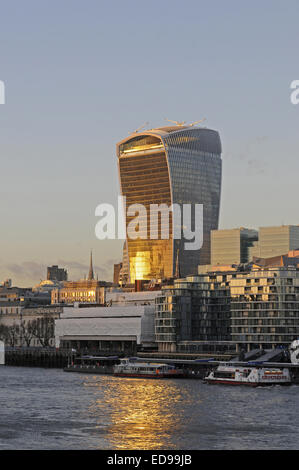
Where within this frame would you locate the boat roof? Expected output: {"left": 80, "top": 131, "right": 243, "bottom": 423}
{"left": 78, "top": 356, "right": 119, "bottom": 360}
{"left": 123, "top": 362, "right": 171, "bottom": 367}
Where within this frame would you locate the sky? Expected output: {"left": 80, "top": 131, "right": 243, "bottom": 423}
{"left": 0, "top": 0, "right": 298, "bottom": 286}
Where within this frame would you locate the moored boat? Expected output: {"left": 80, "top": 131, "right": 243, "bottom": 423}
{"left": 64, "top": 355, "right": 120, "bottom": 374}
{"left": 204, "top": 363, "right": 291, "bottom": 386}
{"left": 113, "top": 358, "right": 186, "bottom": 378}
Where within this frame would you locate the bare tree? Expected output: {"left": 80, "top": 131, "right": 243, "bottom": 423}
{"left": 31, "top": 316, "right": 54, "bottom": 347}
{"left": 20, "top": 320, "right": 35, "bottom": 347}
{"left": 0, "top": 323, "right": 20, "bottom": 347}
{"left": 0, "top": 324, "right": 9, "bottom": 344}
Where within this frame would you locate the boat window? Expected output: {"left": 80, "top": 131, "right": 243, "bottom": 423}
{"left": 214, "top": 371, "right": 235, "bottom": 379}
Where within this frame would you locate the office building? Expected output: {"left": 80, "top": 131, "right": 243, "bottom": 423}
{"left": 117, "top": 124, "right": 222, "bottom": 282}
{"left": 211, "top": 228, "right": 258, "bottom": 266}
{"left": 251, "top": 225, "right": 299, "bottom": 259}
{"left": 47, "top": 265, "right": 68, "bottom": 282}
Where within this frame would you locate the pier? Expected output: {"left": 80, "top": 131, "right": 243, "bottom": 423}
{"left": 4, "top": 347, "right": 70, "bottom": 368}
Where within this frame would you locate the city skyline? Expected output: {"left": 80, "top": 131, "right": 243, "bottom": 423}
{"left": 0, "top": 0, "right": 299, "bottom": 286}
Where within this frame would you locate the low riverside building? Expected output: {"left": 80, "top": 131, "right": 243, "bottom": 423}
{"left": 54, "top": 290, "right": 161, "bottom": 354}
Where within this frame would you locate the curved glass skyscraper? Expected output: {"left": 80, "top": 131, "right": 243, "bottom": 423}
{"left": 116, "top": 125, "right": 222, "bottom": 282}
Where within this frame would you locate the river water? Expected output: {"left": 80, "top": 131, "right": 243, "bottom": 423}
{"left": 0, "top": 366, "right": 298, "bottom": 450}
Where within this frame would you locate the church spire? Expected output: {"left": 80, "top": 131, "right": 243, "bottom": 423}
{"left": 88, "top": 250, "right": 94, "bottom": 280}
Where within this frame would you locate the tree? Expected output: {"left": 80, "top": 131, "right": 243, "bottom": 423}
{"left": 0, "top": 323, "right": 20, "bottom": 347}
{"left": 0, "top": 324, "right": 9, "bottom": 344}
{"left": 31, "top": 316, "right": 54, "bottom": 347}
{"left": 20, "top": 320, "right": 35, "bottom": 347}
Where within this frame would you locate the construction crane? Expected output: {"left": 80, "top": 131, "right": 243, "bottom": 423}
{"left": 131, "top": 122, "right": 149, "bottom": 134}
{"left": 165, "top": 118, "right": 206, "bottom": 127}
{"left": 189, "top": 118, "right": 206, "bottom": 127}
{"left": 165, "top": 119, "right": 186, "bottom": 126}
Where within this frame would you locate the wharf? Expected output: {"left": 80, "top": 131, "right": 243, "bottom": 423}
{"left": 4, "top": 348, "right": 69, "bottom": 368}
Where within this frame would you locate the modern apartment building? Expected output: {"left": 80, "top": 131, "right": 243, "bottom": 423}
{"left": 230, "top": 266, "right": 299, "bottom": 350}
{"left": 155, "top": 274, "right": 231, "bottom": 352}
{"left": 155, "top": 251, "right": 299, "bottom": 352}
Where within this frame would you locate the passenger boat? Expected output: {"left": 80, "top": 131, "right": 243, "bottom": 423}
{"left": 204, "top": 363, "right": 291, "bottom": 386}
{"left": 64, "top": 355, "right": 120, "bottom": 374}
{"left": 113, "top": 358, "right": 186, "bottom": 378}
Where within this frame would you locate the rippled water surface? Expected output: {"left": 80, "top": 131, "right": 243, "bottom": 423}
{"left": 0, "top": 366, "right": 298, "bottom": 449}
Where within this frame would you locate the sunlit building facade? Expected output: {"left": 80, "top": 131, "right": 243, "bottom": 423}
{"left": 117, "top": 126, "right": 222, "bottom": 282}
{"left": 211, "top": 228, "right": 258, "bottom": 266}
{"left": 230, "top": 267, "right": 299, "bottom": 349}
{"left": 251, "top": 225, "right": 299, "bottom": 259}
{"left": 51, "top": 280, "right": 107, "bottom": 305}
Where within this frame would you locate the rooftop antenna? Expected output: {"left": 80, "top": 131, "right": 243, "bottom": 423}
{"left": 165, "top": 119, "right": 186, "bottom": 126}
{"left": 131, "top": 122, "right": 149, "bottom": 134}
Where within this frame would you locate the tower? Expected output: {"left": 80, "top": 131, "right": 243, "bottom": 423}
{"left": 116, "top": 124, "right": 222, "bottom": 282}
{"left": 88, "top": 251, "right": 94, "bottom": 281}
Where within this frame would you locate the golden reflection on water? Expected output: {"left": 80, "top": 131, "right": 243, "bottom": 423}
{"left": 84, "top": 376, "right": 188, "bottom": 450}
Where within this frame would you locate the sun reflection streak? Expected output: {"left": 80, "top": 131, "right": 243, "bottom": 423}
{"left": 84, "top": 376, "right": 188, "bottom": 450}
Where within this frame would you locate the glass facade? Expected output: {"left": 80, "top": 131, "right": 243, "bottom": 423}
{"left": 155, "top": 266, "right": 299, "bottom": 352}
{"left": 211, "top": 228, "right": 258, "bottom": 265}
{"left": 230, "top": 268, "right": 299, "bottom": 347}
{"left": 155, "top": 275, "right": 231, "bottom": 352}
{"left": 250, "top": 225, "right": 299, "bottom": 259}
{"left": 117, "top": 126, "right": 222, "bottom": 282}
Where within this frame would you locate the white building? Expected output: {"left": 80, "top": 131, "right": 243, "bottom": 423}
{"left": 55, "top": 291, "right": 161, "bottom": 353}
{"left": 0, "top": 341, "right": 4, "bottom": 365}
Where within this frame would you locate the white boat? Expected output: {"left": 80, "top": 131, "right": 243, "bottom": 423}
{"left": 290, "top": 339, "right": 299, "bottom": 364}
{"left": 204, "top": 363, "right": 291, "bottom": 386}
{"left": 113, "top": 358, "right": 185, "bottom": 378}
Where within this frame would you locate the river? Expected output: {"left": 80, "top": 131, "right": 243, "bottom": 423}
{"left": 0, "top": 366, "right": 298, "bottom": 449}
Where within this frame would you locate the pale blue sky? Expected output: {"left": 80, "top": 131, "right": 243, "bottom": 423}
{"left": 0, "top": 0, "right": 298, "bottom": 286}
